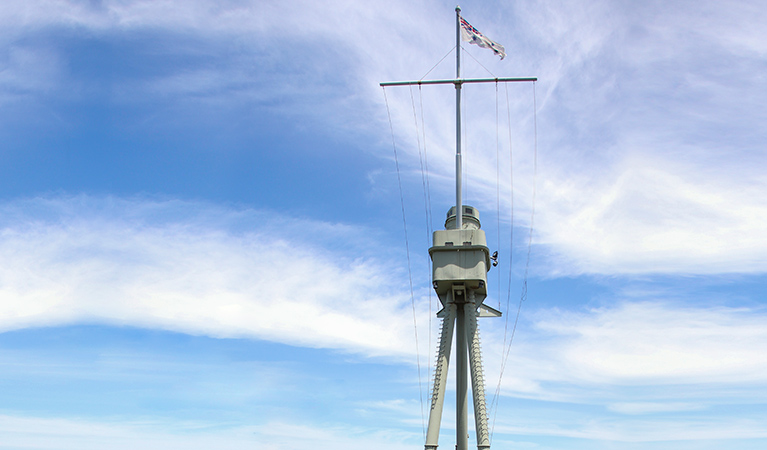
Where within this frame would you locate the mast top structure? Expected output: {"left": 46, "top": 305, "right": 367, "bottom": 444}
{"left": 380, "top": 7, "right": 536, "bottom": 450}
{"left": 379, "top": 6, "right": 536, "bottom": 230}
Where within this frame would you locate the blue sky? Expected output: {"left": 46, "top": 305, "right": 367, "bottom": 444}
{"left": 1, "top": 0, "right": 766, "bottom": 449}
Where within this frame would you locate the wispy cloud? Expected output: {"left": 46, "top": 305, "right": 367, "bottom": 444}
{"left": 0, "top": 45, "right": 61, "bottom": 103}
{"left": 607, "top": 402, "right": 706, "bottom": 415}
{"left": 491, "top": 411, "right": 767, "bottom": 444}
{"left": 535, "top": 155, "right": 767, "bottom": 275}
{"left": 0, "top": 196, "right": 429, "bottom": 360}
{"left": 0, "top": 414, "right": 419, "bottom": 450}
{"left": 2, "top": 197, "right": 764, "bottom": 390}
{"left": 555, "top": 302, "right": 763, "bottom": 382}
{"left": 14, "top": 0, "right": 764, "bottom": 278}
{"left": 1, "top": 2, "right": 765, "bottom": 448}
{"left": 373, "top": 0, "right": 767, "bottom": 277}
{"left": 493, "top": 301, "right": 767, "bottom": 405}
{"left": 522, "top": 1, "right": 767, "bottom": 275}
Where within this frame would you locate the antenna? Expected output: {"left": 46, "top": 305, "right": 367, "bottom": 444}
{"left": 380, "top": 7, "right": 536, "bottom": 450}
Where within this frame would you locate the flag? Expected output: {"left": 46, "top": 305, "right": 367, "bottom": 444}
{"left": 459, "top": 16, "right": 506, "bottom": 60}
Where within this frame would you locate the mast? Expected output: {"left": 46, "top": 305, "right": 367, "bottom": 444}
{"left": 455, "top": 5, "right": 463, "bottom": 231}
{"left": 380, "top": 7, "right": 536, "bottom": 450}
{"left": 454, "top": 8, "right": 469, "bottom": 449}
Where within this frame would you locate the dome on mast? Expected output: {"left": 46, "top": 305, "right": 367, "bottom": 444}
{"left": 445, "top": 205, "right": 481, "bottom": 230}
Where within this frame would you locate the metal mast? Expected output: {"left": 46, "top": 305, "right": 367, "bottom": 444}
{"left": 380, "top": 6, "right": 536, "bottom": 450}
{"left": 455, "top": 6, "right": 463, "bottom": 231}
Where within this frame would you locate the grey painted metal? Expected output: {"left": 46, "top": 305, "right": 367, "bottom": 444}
{"left": 455, "top": 6, "right": 463, "bottom": 231}
{"left": 425, "top": 203, "right": 499, "bottom": 450}
{"left": 425, "top": 302, "right": 457, "bottom": 450}
{"left": 379, "top": 77, "right": 538, "bottom": 87}
{"left": 456, "top": 292, "right": 468, "bottom": 450}
{"left": 478, "top": 303, "right": 502, "bottom": 317}
{"left": 444, "top": 205, "right": 481, "bottom": 230}
{"left": 430, "top": 230, "right": 490, "bottom": 296}
{"left": 466, "top": 293, "right": 490, "bottom": 449}
{"left": 430, "top": 206, "right": 490, "bottom": 299}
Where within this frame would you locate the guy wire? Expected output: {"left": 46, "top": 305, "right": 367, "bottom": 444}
{"left": 382, "top": 86, "right": 426, "bottom": 439}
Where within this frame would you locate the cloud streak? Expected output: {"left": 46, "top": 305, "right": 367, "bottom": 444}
{"left": 0, "top": 414, "right": 418, "bottom": 450}
{"left": 482, "top": 301, "right": 767, "bottom": 421}
{"left": 0, "top": 196, "right": 428, "bottom": 360}
{"left": 532, "top": 302, "right": 767, "bottom": 384}
{"left": 1, "top": 196, "right": 764, "bottom": 447}
{"left": 5, "top": 1, "right": 764, "bottom": 276}
{"left": 2, "top": 197, "right": 765, "bottom": 389}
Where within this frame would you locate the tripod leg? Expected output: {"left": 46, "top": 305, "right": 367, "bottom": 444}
{"left": 465, "top": 295, "right": 490, "bottom": 449}
{"left": 425, "top": 302, "right": 457, "bottom": 450}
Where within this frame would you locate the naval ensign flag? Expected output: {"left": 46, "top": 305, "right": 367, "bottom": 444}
{"left": 459, "top": 16, "right": 506, "bottom": 60}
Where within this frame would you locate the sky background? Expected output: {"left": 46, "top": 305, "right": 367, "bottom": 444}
{"left": 1, "top": 0, "right": 766, "bottom": 449}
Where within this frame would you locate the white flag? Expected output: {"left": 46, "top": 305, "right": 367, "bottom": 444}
{"left": 460, "top": 16, "right": 506, "bottom": 60}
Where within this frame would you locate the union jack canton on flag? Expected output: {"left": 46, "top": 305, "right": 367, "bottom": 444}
{"left": 459, "top": 16, "right": 506, "bottom": 60}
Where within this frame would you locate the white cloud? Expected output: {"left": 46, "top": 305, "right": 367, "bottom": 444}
{"left": 0, "top": 0, "right": 763, "bottom": 286}
{"left": 0, "top": 46, "right": 62, "bottom": 103}
{"left": 368, "top": 0, "right": 767, "bottom": 277}
{"left": 491, "top": 411, "right": 767, "bottom": 444}
{"left": 0, "top": 196, "right": 431, "bottom": 360}
{"left": 607, "top": 402, "right": 706, "bottom": 415}
{"left": 0, "top": 415, "right": 418, "bottom": 450}
{"left": 502, "top": 302, "right": 767, "bottom": 391}
{"left": 256, "top": 421, "right": 416, "bottom": 450}
{"left": 0, "top": 196, "right": 764, "bottom": 448}
{"left": 535, "top": 154, "right": 767, "bottom": 275}
{"left": 9, "top": 199, "right": 763, "bottom": 401}
{"left": 0, "top": 3, "right": 765, "bottom": 448}
{"left": 402, "top": 300, "right": 767, "bottom": 439}
{"left": 501, "top": 2, "right": 767, "bottom": 276}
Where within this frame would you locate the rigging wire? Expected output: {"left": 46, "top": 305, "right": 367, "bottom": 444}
{"left": 418, "top": 85, "right": 434, "bottom": 234}
{"left": 420, "top": 46, "right": 458, "bottom": 81}
{"left": 409, "top": 85, "right": 432, "bottom": 239}
{"left": 417, "top": 85, "right": 437, "bottom": 400}
{"left": 462, "top": 45, "right": 497, "bottom": 78}
{"left": 409, "top": 85, "right": 436, "bottom": 403}
{"left": 489, "top": 81, "right": 538, "bottom": 442}
{"left": 488, "top": 80, "right": 515, "bottom": 436}
{"left": 382, "top": 86, "right": 427, "bottom": 440}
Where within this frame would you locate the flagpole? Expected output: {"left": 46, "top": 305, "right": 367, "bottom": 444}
{"left": 455, "top": 5, "right": 463, "bottom": 231}
{"left": 454, "top": 8, "right": 470, "bottom": 450}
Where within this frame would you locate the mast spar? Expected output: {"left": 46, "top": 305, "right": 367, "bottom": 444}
{"left": 455, "top": 5, "right": 463, "bottom": 231}
{"left": 380, "top": 7, "right": 536, "bottom": 450}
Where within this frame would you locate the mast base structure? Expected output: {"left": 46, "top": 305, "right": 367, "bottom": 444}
{"left": 425, "top": 205, "right": 501, "bottom": 450}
